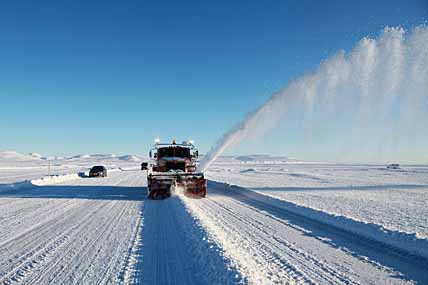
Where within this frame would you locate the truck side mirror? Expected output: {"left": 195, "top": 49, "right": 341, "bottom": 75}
{"left": 149, "top": 150, "right": 152, "bottom": 158}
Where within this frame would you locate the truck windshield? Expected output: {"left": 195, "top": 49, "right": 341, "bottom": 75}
{"left": 157, "top": 147, "right": 190, "bottom": 158}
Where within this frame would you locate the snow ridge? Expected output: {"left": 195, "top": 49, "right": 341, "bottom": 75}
{"left": 218, "top": 181, "right": 428, "bottom": 260}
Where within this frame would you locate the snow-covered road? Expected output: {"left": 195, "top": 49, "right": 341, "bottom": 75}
{"left": 0, "top": 171, "right": 241, "bottom": 284}
{"left": 0, "top": 172, "right": 145, "bottom": 284}
{"left": 1, "top": 170, "right": 427, "bottom": 284}
{"left": 184, "top": 181, "right": 428, "bottom": 284}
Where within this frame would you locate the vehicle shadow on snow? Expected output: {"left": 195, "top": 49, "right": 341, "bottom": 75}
{"left": 208, "top": 180, "right": 428, "bottom": 284}
{"left": 0, "top": 184, "right": 146, "bottom": 201}
{"left": 128, "top": 195, "right": 244, "bottom": 285}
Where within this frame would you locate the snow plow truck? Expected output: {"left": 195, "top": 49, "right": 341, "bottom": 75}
{"left": 147, "top": 139, "right": 207, "bottom": 199}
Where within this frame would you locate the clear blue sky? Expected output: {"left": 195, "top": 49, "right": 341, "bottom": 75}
{"left": 0, "top": 0, "right": 426, "bottom": 156}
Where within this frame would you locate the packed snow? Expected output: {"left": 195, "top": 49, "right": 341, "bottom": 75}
{"left": 1, "top": 152, "right": 427, "bottom": 284}
{"left": 206, "top": 159, "right": 428, "bottom": 258}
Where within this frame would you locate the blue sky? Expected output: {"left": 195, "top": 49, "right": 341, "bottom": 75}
{"left": 0, "top": 0, "right": 426, "bottom": 157}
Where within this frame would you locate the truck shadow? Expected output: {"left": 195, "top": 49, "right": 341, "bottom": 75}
{"left": 0, "top": 184, "right": 147, "bottom": 201}
{"left": 134, "top": 196, "right": 243, "bottom": 285}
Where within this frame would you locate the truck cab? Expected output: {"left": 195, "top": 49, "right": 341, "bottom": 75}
{"left": 149, "top": 140, "right": 198, "bottom": 173}
{"left": 147, "top": 139, "right": 206, "bottom": 199}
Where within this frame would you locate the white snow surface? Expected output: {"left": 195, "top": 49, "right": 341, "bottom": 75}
{"left": 0, "top": 170, "right": 241, "bottom": 284}
{"left": 1, "top": 154, "right": 428, "bottom": 284}
{"left": 0, "top": 151, "right": 147, "bottom": 184}
{"left": 206, "top": 160, "right": 428, "bottom": 256}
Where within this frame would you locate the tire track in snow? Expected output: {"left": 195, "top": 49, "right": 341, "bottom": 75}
{"left": 0, "top": 198, "right": 75, "bottom": 242}
{"left": 97, "top": 202, "right": 143, "bottom": 285}
{"left": 25, "top": 201, "right": 123, "bottom": 284}
{"left": 118, "top": 206, "right": 144, "bottom": 284}
{"left": 0, "top": 200, "right": 111, "bottom": 284}
{"left": 136, "top": 195, "right": 243, "bottom": 285}
{"left": 0, "top": 171, "right": 144, "bottom": 284}
{"left": 181, "top": 182, "right": 423, "bottom": 284}
{"left": 0, "top": 195, "right": 93, "bottom": 253}
{"left": 51, "top": 201, "right": 126, "bottom": 283}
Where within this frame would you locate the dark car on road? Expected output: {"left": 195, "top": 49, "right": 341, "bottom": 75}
{"left": 141, "top": 162, "right": 148, "bottom": 170}
{"left": 89, "top": 166, "right": 107, "bottom": 177}
{"left": 387, "top": 163, "right": 400, "bottom": 170}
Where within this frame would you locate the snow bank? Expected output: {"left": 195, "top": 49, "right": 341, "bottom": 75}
{"left": 31, "top": 173, "right": 81, "bottom": 186}
{"left": 213, "top": 181, "right": 428, "bottom": 260}
{"left": 32, "top": 168, "right": 122, "bottom": 183}
{"left": 0, "top": 173, "right": 83, "bottom": 194}
{"left": 119, "top": 167, "right": 141, "bottom": 171}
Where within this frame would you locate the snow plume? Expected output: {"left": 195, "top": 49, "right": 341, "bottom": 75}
{"left": 198, "top": 25, "right": 428, "bottom": 171}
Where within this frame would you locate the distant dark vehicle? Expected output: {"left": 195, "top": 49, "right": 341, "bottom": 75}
{"left": 89, "top": 166, "right": 107, "bottom": 177}
{"left": 387, "top": 163, "right": 400, "bottom": 170}
{"left": 141, "top": 162, "right": 148, "bottom": 170}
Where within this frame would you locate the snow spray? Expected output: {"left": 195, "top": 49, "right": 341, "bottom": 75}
{"left": 198, "top": 26, "right": 428, "bottom": 171}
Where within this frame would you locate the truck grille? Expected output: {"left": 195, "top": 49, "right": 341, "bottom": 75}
{"left": 165, "top": 161, "right": 186, "bottom": 171}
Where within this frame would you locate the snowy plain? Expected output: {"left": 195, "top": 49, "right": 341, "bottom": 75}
{"left": 0, "top": 151, "right": 427, "bottom": 284}
{"left": 0, "top": 151, "right": 143, "bottom": 184}
{"left": 206, "top": 160, "right": 428, "bottom": 241}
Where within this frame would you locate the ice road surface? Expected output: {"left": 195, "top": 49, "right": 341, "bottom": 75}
{"left": 1, "top": 154, "right": 428, "bottom": 284}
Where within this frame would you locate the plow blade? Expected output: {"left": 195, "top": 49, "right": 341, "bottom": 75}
{"left": 177, "top": 175, "right": 207, "bottom": 198}
{"left": 148, "top": 172, "right": 206, "bottom": 199}
{"left": 147, "top": 176, "right": 173, "bottom": 199}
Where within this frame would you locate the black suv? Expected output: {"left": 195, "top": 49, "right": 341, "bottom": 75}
{"left": 89, "top": 166, "right": 107, "bottom": 177}
{"left": 141, "top": 162, "right": 148, "bottom": 170}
